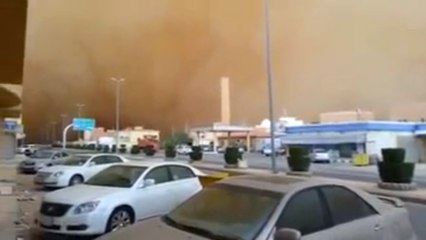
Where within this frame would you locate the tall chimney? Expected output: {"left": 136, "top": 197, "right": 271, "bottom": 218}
{"left": 220, "top": 77, "right": 230, "bottom": 124}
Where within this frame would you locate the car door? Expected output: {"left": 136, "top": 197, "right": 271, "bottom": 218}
{"left": 167, "top": 165, "right": 202, "bottom": 204}
{"left": 271, "top": 188, "right": 335, "bottom": 240}
{"left": 84, "top": 156, "right": 112, "bottom": 179}
{"left": 319, "top": 186, "right": 385, "bottom": 240}
{"left": 134, "top": 166, "right": 176, "bottom": 220}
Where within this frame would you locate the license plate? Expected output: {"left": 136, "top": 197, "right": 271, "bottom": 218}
{"left": 39, "top": 215, "right": 54, "bottom": 226}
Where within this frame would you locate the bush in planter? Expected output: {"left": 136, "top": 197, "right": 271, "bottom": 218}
{"left": 378, "top": 148, "right": 415, "bottom": 183}
{"left": 96, "top": 145, "right": 103, "bottom": 152}
{"left": 287, "top": 147, "right": 311, "bottom": 172}
{"left": 119, "top": 144, "right": 127, "bottom": 153}
{"left": 103, "top": 145, "right": 110, "bottom": 153}
{"left": 143, "top": 145, "right": 156, "bottom": 156}
{"left": 224, "top": 147, "right": 242, "bottom": 165}
{"left": 130, "top": 145, "right": 141, "bottom": 155}
{"left": 189, "top": 146, "right": 203, "bottom": 161}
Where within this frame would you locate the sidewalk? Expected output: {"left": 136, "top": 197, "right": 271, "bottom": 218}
{"left": 192, "top": 162, "right": 426, "bottom": 205}
{"left": 0, "top": 164, "right": 18, "bottom": 239}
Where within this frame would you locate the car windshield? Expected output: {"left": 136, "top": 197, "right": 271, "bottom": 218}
{"left": 30, "top": 151, "right": 54, "bottom": 159}
{"left": 62, "top": 156, "right": 91, "bottom": 166}
{"left": 164, "top": 184, "right": 282, "bottom": 240}
{"left": 85, "top": 165, "right": 147, "bottom": 188}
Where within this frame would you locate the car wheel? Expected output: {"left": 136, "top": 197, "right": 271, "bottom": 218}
{"left": 106, "top": 207, "right": 134, "bottom": 233}
{"left": 68, "top": 175, "right": 84, "bottom": 186}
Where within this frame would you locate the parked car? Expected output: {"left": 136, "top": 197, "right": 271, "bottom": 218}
{"left": 18, "top": 150, "right": 71, "bottom": 174}
{"left": 176, "top": 145, "right": 192, "bottom": 155}
{"left": 17, "top": 144, "right": 37, "bottom": 154}
{"left": 262, "top": 147, "right": 285, "bottom": 157}
{"left": 311, "top": 149, "right": 332, "bottom": 163}
{"left": 34, "top": 154, "right": 128, "bottom": 188}
{"left": 99, "top": 175, "right": 418, "bottom": 240}
{"left": 36, "top": 161, "right": 205, "bottom": 236}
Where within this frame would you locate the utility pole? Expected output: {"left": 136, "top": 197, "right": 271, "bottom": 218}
{"left": 51, "top": 121, "right": 57, "bottom": 144}
{"left": 263, "top": 0, "right": 278, "bottom": 173}
{"left": 111, "top": 77, "right": 125, "bottom": 153}
{"left": 76, "top": 104, "right": 85, "bottom": 141}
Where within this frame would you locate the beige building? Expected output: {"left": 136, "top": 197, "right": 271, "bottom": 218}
{"left": 85, "top": 126, "right": 160, "bottom": 149}
{"left": 319, "top": 110, "right": 375, "bottom": 123}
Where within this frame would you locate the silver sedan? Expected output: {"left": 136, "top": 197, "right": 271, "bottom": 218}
{"left": 97, "top": 175, "right": 417, "bottom": 240}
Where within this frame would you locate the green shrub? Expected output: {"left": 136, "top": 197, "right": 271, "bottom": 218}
{"left": 143, "top": 145, "right": 156, "bottom": 156}
{"left": 165, "top": 144, "right": 176, "bottom": 158}
{"left": 378, "top": 162, "right": 415, "bottom": 183}
{"left": 224, "top": 147, "right": 241, "bottom": 165}
{"left": 382, "top": 148, "right": 405, "bottom": 164}
{"left": 130, "top": 145, "right": 140, "bottom": 155}
{"left": 287, "top": 147, "right": 311, "bottom": 172}
{"left": 103, "top": 145, "right": 110, "bottom": 153}
{"left": 189, "top": 146, "right": 203, "bottom": 161}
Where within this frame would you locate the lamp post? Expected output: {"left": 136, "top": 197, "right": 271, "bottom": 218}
{"left": 111, "top": 77, "right": 125, "bottom": 153}
{"left": 76, "top": 104, "right": 85, "bottom": 141}
{"left": 263, "top": 0, "right": 278, "bottom": 173}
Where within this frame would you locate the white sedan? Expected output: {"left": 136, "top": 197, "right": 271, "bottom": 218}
{"left": 34, "top": 154, "right": 128, "bottom": 188}
{"left": 36, "top": 161, "right": 204, "bottom": 236}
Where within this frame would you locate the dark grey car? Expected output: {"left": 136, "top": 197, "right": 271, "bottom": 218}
{"left": 18, "top": 150, "right": 71, "bottom": 173}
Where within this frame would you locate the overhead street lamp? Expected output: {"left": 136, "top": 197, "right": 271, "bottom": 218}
{"left": 263, "top": 0, "right": 278, "bottom": 174}
{"left": 111, "top": 77, "right": 125, "bottom": 153}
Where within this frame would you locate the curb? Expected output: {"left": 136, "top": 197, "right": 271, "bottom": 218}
{"left": 194, "top": 164, "right": 426, "bottom": 205}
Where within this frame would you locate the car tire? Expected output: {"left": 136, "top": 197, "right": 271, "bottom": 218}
{"left": 105, "top": 207, "right": 135, "bottom": 233}
{"left": 68, "top": 175, "right": 84, "bottom": 186}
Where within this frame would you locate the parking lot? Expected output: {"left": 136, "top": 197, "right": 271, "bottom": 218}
{"left": 10, "top": 152, "right": 426, "bottom": 239}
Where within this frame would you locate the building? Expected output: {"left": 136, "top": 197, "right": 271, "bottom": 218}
{"left": 0, "top": 0, "right": 26, "bottom": 159}
{"left": 283, "top": 121, "right": 426, "bottom": 163}
{"left": 84, "top": 126, "right": 160, "bottom": 149}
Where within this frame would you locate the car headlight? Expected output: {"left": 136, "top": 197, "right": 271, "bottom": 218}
{"left": 73, "top": 201, "right": 100, "bottom": 214}
{"left": 53, "top": 171, "right": 64, "bottom": 177}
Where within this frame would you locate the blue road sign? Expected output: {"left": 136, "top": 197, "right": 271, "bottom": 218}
{"left": 73, "top": 118, "right": 96, "bottom": 131}
{"left": 3, "top": 120, "right": 19, "bottom": 133}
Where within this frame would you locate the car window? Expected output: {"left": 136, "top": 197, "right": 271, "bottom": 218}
{"left": 321, "top": 186, "right": 377, "bottom": 226}
{"left": 144, "top": 167, "right": 171, "bottom": 184}
{"left": 61, "top": 152, "right": 69, "bottom": 157}
{"left": 105, "top": 156, "right": 123, "bottom": 164}
{"left": 169, "top": 166, "right": 195, "bottom": 181}
{"left": 276, "top": 188, "right": 330, "bottom": 236}
{"left": 91, "top": 156, "right": 109, "bottom": 165}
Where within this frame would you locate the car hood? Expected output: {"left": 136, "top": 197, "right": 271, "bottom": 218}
{"left": 43, "top": 184, "right": 128, "bottom": 205}
{"left": 96, "top": 218, "right": 210, "bottom": 240}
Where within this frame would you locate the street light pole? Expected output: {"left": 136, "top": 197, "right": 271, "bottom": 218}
{"left": 76, "top": 104, "right": 85, "bottom": 141}
{"left": 263, "top": 0, "right": 278, "bottom": 173}
{"left": 111, "top": 77, "right": 125, "bottom": 153}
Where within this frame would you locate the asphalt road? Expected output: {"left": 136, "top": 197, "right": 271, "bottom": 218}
{"left": 197, "top": 153, "right": 426, "bottom": 187}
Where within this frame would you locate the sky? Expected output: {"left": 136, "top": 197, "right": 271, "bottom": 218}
{"left": 22, "top": 0, "right": 426, "bottom": 141}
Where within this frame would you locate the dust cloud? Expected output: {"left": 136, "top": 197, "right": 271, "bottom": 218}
{"left": 22, "top": 0, "right": 426, "bottom": 141}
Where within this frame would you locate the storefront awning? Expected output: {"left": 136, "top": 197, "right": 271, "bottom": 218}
{"left": 281, "top": 132, "right": 367, "bottom": 145}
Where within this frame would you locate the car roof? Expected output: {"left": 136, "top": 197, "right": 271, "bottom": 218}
{"left": 217, "top": 175, "right": 341, "bottom": 194}
{"left": 74, "top": 153, "right": 121, "bottom": 157}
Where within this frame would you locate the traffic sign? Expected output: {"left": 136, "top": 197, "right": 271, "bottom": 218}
{"left": 73, "top": 118, "right": 96, "bottom": 131}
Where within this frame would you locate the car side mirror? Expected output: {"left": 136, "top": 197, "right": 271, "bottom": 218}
{"left": 139, "top": 179, "right": 156, "bottom": 188}
{"left": 274, "top": 228, "right": 302, "bottom": 240}
{"left": 89, "top": 161, "right": 96, "bottom": 167}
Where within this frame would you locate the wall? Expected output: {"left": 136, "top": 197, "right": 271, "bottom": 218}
{"left": 22, "top": 0, "right": 426, "bottom": 141}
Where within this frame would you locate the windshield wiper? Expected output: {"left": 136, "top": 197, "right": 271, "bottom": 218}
{"left": 163, "top": 216, "right": 243, "bottom": 240}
